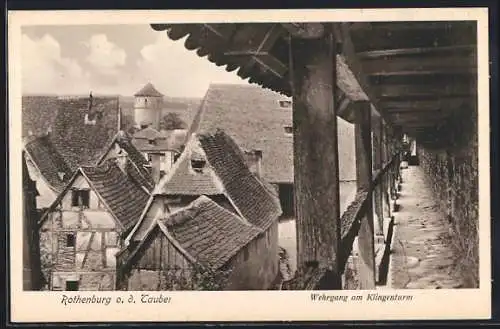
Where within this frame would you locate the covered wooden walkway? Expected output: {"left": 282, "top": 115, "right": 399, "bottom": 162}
{"left": 389, "top": 166, "right": 463, "bottom": 289}
{"left": 149, "top": 21, "right": 478, "bottom": 289}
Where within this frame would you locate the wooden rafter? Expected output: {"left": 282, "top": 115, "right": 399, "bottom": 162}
{"left": 362, "top": 54, "right": 476, "bottom": 76}
{"left": 281, "top": 23, "right": 325, "bottom": 39}
{"left": 224, "top": 24, "right": 287, "bottom": 79}
{"left": 334, "top": 23, "right": 391, "bottom": 126}
{"left": 357, "top": 44, "right": 476, "bottom": 59}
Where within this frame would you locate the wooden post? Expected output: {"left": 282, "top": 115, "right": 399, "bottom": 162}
{"left": 355, "top": 101, "right": 376, "bottom": 289}
{"left": 372, "top": 116, "right": 384, "bottom": 236}
{"left": 290, "top": 26, "right": 342, "bottom": 289}
{"left": 381, "top": 125, "right": 392, "bottom": 219}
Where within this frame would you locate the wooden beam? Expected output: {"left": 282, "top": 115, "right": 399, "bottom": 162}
{"left": 290, "top": 27, "right": 342, "bottom": 289}
{"left": 349, "top": 22, "right": 477, "bottom": 53}
{"left": 362, "top": 54, "right": 476, "bottom": 76}
{"left": 367, "top": 68, "right": 476, "bottom": 77}
{"left": 372, "top": 116, "right": 384, "bottom": 236}
{"left": 374, "top": 83, "right": 477, "bottom": 100}
{"left": 381, "top": 125, "right": 392, "bottom": 219}
{"left": 380, "top": 98, "right": 471, "bottom": 112}
{"left": 224, "top": 24, "right": 287, "bottom": 79}
{"left": 357, "top": 45, "right": 476, "bottom": 59}
{"left": 370, "top": 71, "right": 476, "bottom": 86}
{"left": 282, "top": 23, "right": 325, "bottom": 39}
{"left": 355, "top": 101, "right": 376, "bottom": 289}
{"left": 334, "top": 23, "right": 389, "bottom": 125}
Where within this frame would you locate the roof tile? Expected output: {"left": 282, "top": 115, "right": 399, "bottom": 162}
{"left": 81, "top": 161, "right": 150, "bottom": 230}
{"left": 162, "top": 196, "right": 262, "bottom": 270}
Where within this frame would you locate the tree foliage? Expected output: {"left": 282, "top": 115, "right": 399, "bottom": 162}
{"left": 162, "top": 264, "right": 232, "bottom": 291}
{"left": 160, "top": 112, "right": 187, "bottom": 131}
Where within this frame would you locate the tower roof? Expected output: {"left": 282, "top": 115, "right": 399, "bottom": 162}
{"left": 134, "top": 83, "right": 164, "bottom": 97}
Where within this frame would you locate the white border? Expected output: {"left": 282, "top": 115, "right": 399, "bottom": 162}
{"left": 8, "top": 8, "right": 490, "bottom": 322}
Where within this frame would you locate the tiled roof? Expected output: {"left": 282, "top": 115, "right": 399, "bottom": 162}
{"left": 23, "top": 135, "right": 73, "bottom": 192}
{"left": 161, "top": 196, "right": 262, "bottom": 270}
{"left": 132, "top": 128, "right": 187, "bottom": 153}
{"left": 198, "top": 130, "right": 283, "bottom": 230}
{"left": 114, "top": 135, "right": 155, "bottom": 191}
{"left": 188, "top": 84, "right": 356, "bottom": 183}
{"left": 81, "top": 161, "right": 150, "bottom": 230}
{"left": 159, "top": 130, "right": 282, "bottom": 230}
{"left": 133, "top": 127, "right": 163, "bottom": 140}
{"left": 158, "top": 138, "right": 224, "bottom": 195}
{"left": 22, "top": 151, "right": 38, "bottom": 194}
{"left": 134, "top": 83, "right": 164, "bottom": 97}
{"left": 22, "top": 96, "right": 59, "bottom": 138}
{"left": 51, "top": 96, "right": 120, "bottom": 170}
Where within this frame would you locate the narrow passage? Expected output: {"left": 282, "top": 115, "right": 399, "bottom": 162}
{"left": 390, "top": 166, "right": 464, "bottom": 289}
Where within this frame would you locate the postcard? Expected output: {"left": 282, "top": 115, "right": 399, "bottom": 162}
{"left": 7, "top": 7, "right": 491, "bottom": 322}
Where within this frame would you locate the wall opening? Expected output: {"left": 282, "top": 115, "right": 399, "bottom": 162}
{"left": 65, "top": 280, "right": 79, "bottom": 291}
{"left": 278, "top": 184, "right": 295, "bottom": 218}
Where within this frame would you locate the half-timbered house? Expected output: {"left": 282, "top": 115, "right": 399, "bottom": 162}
{"left": 22, "top": 95, "right": 120, "bottom": 209}
{"left": 119, "top": 129, "right": 283, "bottom": 290}
{"left": 38, "top": 159, "right": 150, "bottom": 291}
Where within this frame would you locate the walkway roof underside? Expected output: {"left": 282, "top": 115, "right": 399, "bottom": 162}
{"left": 151, "top": 22, "right": 477, "bottom": 137}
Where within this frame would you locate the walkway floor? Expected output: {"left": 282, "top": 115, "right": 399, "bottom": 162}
{"left": 389, "top": 165, "right": 464, "bottom": 289}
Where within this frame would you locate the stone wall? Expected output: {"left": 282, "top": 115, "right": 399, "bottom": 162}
{"left": 417, "top": 106, "right": 479, "bottom": 288}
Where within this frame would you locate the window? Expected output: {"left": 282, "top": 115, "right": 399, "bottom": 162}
{"left": 278, "top": 100, "right": 292, "bottom": 108}
{"left": 66, "top": 234, "right": 76, "bottom": 247}
{"left": 284, "top": 126, "right": 293, "bottom": 135}
{"left": 191, "top": 159, "right": 206, "bottom": 173}
{"left": 243, "top": 246, "right": 249, "bottom": 261}
{"left": 65, "top": 280, "right": 79, "bottom": 291}
{"left": 57, "top": 172, "right": 66, "bottom": 181}
{"left": 71, "top": 189, "right": 90, "bottom": 208}
{"left": 148, "top": 139, "right": 156, "bottom": 145}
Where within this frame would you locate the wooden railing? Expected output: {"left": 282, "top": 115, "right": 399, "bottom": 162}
{"left": 282, "top": 153, "right": 401, "bottom": 290}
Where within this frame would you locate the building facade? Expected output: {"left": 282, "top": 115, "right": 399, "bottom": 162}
{"left": 119, "top": 130, "right": 283, "bottom": 290}
{"left": 38, "top": 161, "right": 150, "bottom": 291}
{"left": 134, "top": 83, "right": 164, "bottom": 130}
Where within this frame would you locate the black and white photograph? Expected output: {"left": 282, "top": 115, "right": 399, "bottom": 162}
{"left": 8, "top": 8, "right": 491, "bottom": 322}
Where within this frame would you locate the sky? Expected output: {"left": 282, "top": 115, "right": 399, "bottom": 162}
{"left": 21, "top": 24, "right": 248, "bottom": 98}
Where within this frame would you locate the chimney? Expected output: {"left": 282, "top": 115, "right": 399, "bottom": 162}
{"left": 245, "top": 149, "right": 263, "bottom": 178}
{"left": 117, "top": 106, "right": 122, "bottom": 132}
{"left": 149, "top": 153, "right": 162, "bottom": 185}
{"left": 46, "top": 126, "right": 52, "bottom": 136}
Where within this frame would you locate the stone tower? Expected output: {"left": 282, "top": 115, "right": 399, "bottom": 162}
{"left": 134, "top": 82, "right": 163, "bottom": 130}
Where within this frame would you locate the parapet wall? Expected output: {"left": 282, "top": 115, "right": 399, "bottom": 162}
{"left": 417, "top": 106, "right": 479, "bottom": 288}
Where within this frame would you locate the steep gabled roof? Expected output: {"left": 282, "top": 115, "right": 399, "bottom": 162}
{"left": 22, "top": 151, "right": 38, "bottom": 195}
{"left": 51, "top": 96, "right": 120, "bottom": 170}
{"left": 132, "top": 128, "right": 187, "bottom": 153}
{"left": 188, "top": 84, "right": 357, "bottom": 183}
{"left": 22, "top": 96, "right": 59, "bottom": 138}
{"left": 97, "top": 132, "right": 155, "bottom": 192}
{"left": 159, "top": 196, "right": 262, "bottom": 270}
{"left": 157, "top": 136, "right": 224, "bottom": 196}
{"left": 198, "top": 130, "right": 283, "bottom": 230}
{"left": 158, "top": 130, "right": 282, "bottom": 230}
{"left": 134, "top": 83, "right": 164, "bottom": 97}
{"left": 80, "top": 161, "right": 150, "bottom": 231}
{"left": 23, "top": 135, "right": 73, "bottom": 192}
{"left": 133, "top": 127, "right": 163, "bottom": 140}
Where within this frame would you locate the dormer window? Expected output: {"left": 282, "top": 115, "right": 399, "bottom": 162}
{"left": 84, "top": 113, "right": 97, "bottom": 125}
{"left": 58, "top": 172, "right": 66, "bottom": 181}
{"left": 278, "top": 100, "right": 292, "bottom": 108}
{"left": 284, "top": 126, "right": 293, "bottom": 135}
{"left": 191, "top": 159, "right": 206, "bottom": 173}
